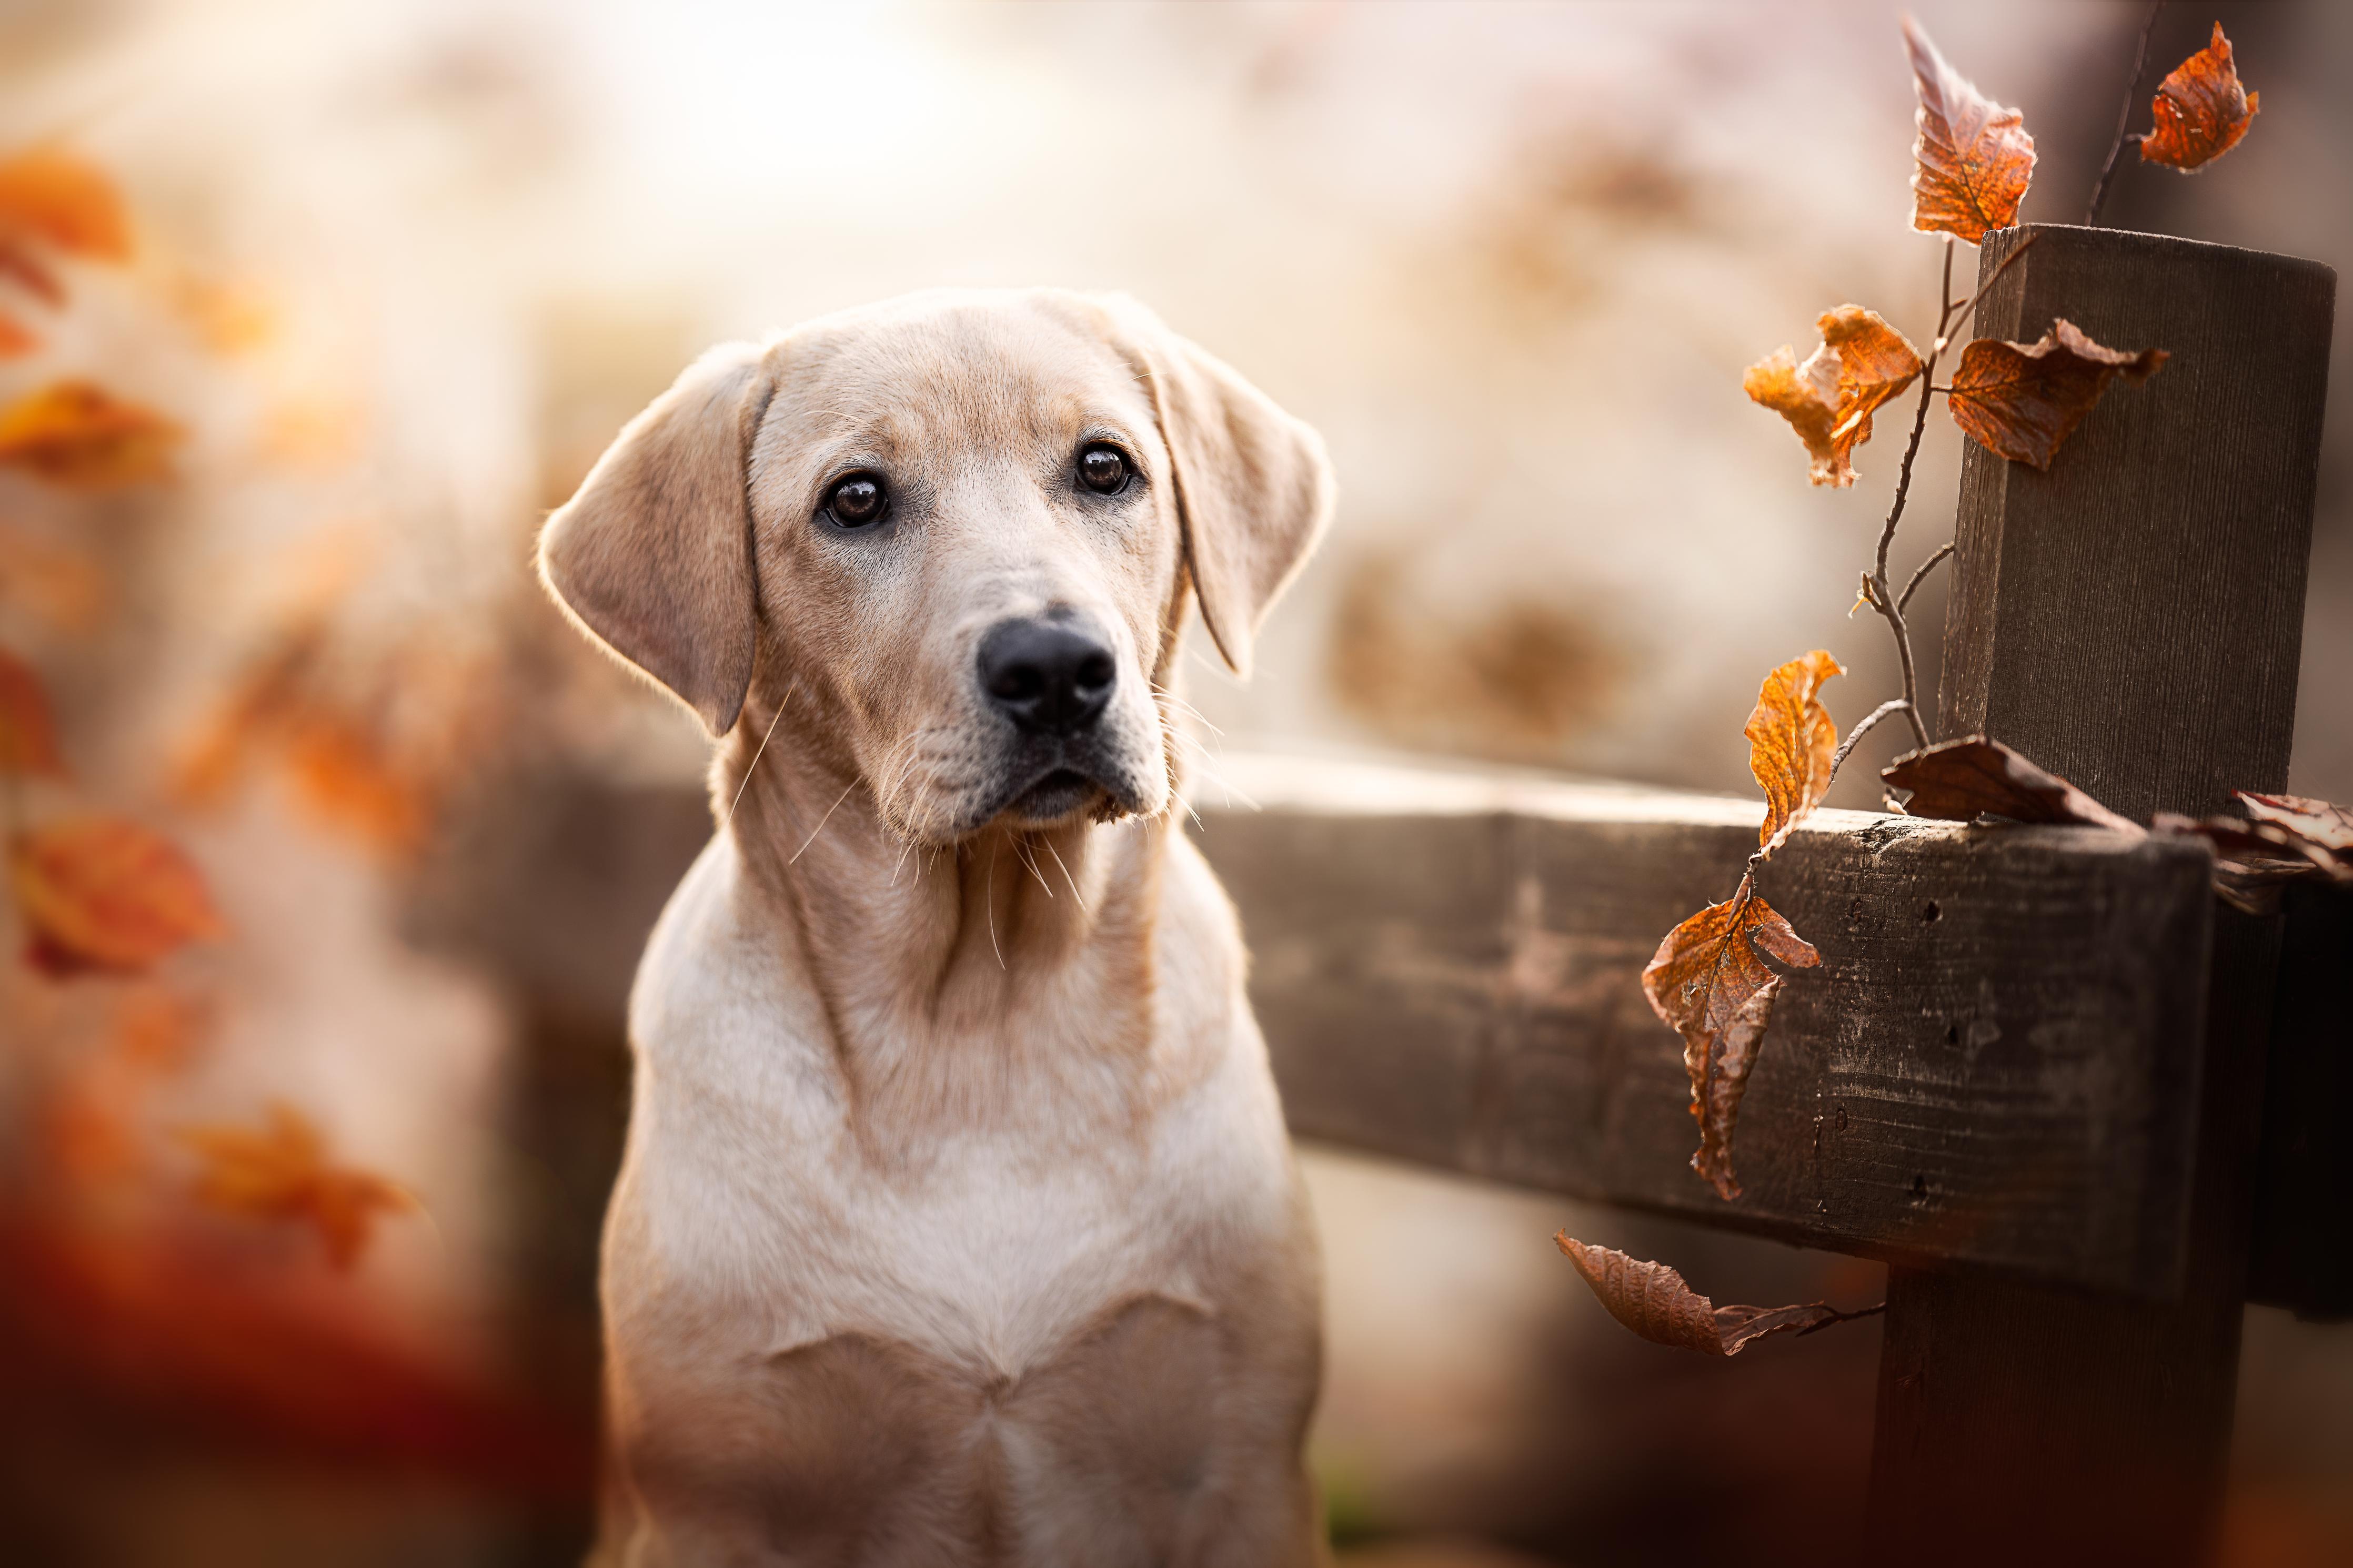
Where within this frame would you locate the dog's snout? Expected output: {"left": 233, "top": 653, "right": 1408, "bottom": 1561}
{"left": 978, "top": 618, "right": 1117, "bottom": 736}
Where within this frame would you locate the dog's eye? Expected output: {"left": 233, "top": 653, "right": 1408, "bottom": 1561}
{"left": 825, "top": 473, "right": 887, "bottom": 528}
{"left": 1077, "top": 444, "right": 1130, "bottom": 495}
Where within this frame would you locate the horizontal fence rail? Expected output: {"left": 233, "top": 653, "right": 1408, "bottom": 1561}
{"left": 1190, "top": 751, "right": 2215, "bottom": 1300}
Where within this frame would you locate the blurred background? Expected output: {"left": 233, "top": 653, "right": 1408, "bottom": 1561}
{"left": 0, "top": 2, "right": 2345, "bottom": 1564}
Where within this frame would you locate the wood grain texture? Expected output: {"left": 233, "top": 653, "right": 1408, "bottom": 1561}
{"left": 1188, "top": 752, "right": 2213, "bottom": 1297}
{"left": 1874, "top": 223, "right": 2331, "bottom": 1568}
{"left": 1940, "top": 223, "right": 2334, "bottom": 821}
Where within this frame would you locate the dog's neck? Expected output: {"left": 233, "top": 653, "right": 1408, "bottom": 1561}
{"left": 714, "top": 693, "right": 1172, "bottom": 1155}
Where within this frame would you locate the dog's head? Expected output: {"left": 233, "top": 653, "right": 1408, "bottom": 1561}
{"left": 539, "top": 289, "right": 1332, "bottom": 844}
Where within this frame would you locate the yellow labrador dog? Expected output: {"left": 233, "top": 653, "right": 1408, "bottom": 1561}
{"left": 539, "top": 289, "right": 1333, "bottom": 1566}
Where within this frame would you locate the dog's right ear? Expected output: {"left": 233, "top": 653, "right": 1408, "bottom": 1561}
{"left": 538, "top": 343, "right": 772, "bottom": 737}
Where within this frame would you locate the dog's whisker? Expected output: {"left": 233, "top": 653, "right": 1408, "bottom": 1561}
{"left": 984, "top": 842, "right": 1004, "bottom": 970}
{"left": 788, "top": 779, "right": 860, "bottom": 865}
{"left": 721, "top": 679, "right": 799, "bottom": 831}
{"left": 1016, "top": 837, "right": 1054, "bottom": 899}
{"left": 1042, "top": 835, "right": 1087, "bottom": 911}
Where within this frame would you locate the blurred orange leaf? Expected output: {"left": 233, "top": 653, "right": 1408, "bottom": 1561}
{"left": 0, "top": 644, "right": 66, "bottom": 777}
{"left": 285, "top": 715, "right": 429, "bottom": 855}
{"left": 0, "top": 307, "right": 34, "bottom": 358}
{"left": 1555, "top": 1234, "right": 1864, "bottom": 1355}
{"left": 1748, "top": 649, "right": 1841, "bottom": 854}
{"left": 0, "top": 239, "right": 64, "bottom": 306}
{"left": 1642, "top": 875, "right": 1821, "bottom": 1199}
{"left": 0, "top": 1215, "right": 593, "bottom": 1496}
{"left": 1745, "top": 308, "right": 1923, "bottom": 489}
{"left": 2141, "top": 23, "right": 2259, "bottom": 172}
{"left": 0, "top": 147, "right": 133, "bottom": 261}
{"left": 1947, "top": 320, "right": 2167, "bottom": 470}
{"left": 1903, "top": 16, "right": 2035, "bottom": 245}
{"left": 10, "top": 815, "right": 226, "bottom": 973}
{"left": 176, "top": 1103, "right": 416, "bottom": 1270}
{"left": 0, "top": 379, "right": 185, "bottom": 489}
{"left": 0, "top": 524, "right": 108, "bottom": 632}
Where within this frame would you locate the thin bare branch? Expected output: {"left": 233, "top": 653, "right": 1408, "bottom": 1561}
{"left": 1829, "top": 699, "right": 1910, "bottom": 784}
{"left": 1898, "top": 542, "right": 1956, "bottom": 615}
{"left": 2087, "top": 3, "right": 2166, "bottom": 225}
{"left": 1793, "top": 1300, "right": 1889, "bottom": 1339}
{"left": 1942, "top": 231, "right": 2042, "bottom": 346}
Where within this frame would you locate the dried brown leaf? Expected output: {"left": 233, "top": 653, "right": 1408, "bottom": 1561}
{"left": 177, "top": 1102, "right": 416, "bottom": 1270}
{"left": 1554, "top": 1235, "right": 1853, "bottom": 1355}
{"left": 2238, "top": 793, "right": 2353, "bottom": 861}
{"left": 2141, "top": 23, "right": 2259, "bottom": 171}
{"left": 2158, "top": 794, "right": 2353, "bottom": 915}
{"left": 1744, "top": 309, "right": 1923, "bottom": 488}
{"left": 1947, "top": 320, "right": 2167, "bottom": 470}
{"left": 0, "top": 380, "right": 185, "bottom": 490}
{"left": 1903, "top": 17, "right": 2036, "bottom": 244}
{"left": 0, "top": 645, "right": 66, "bottom": 777}
{"left": 1642, "top": 875, "right": 1821, "bottom": 1199}
{"left": 10, "top": 815, "right": 227, "bottom": 973}
{"left": 1747, "top": 649, "right": 1842, "bottom": 855}
{"left": 1883, "top": 736, "right": 2140, "bottom": 833}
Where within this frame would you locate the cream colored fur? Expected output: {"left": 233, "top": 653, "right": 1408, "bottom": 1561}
{"left": 539, "top": 289, "right": 1334, "bottom": 1566}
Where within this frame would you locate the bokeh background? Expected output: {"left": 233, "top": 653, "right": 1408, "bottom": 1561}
{"left": 1, "top": 2, "right": 2346, "bottom": 1565}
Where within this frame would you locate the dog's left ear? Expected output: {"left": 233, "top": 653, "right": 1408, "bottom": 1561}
{"left": 1109, "top": 302, "right": 1335, "bottom": 679}
{"left": 538, "top": 343, "right": 771, "bottom": 736}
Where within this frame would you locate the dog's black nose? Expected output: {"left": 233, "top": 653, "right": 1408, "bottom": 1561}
{"left": 978, "top": 618, "right": 1117, "bottom": 736}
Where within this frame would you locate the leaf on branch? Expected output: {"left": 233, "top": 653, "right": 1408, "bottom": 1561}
{"left": 0, "top": 147, "right": 134, "bottom": 261}
{"left": 1744, "top": 309, "right": 1923, "bottom": 488}
{"left": 1748, "top": 649, "right": 1842, "bottom": 855}
{"left": 1903, "top": 16, "right": 2036, "bottom": 244}
{"left": 0, "top": 645, "right": 66, "bottom": 777}
{"left": 2140, "top": 23, "right": 2259, "bottom": 171}
{"left": 0, "top": 380, "right": 185, "bottom": 489}
{"left": 10, "top": 815, "right": 227, "bottom": 973}
{"left": 1554, "top": 1234, "right": 1855, "bottom": 1355}
{"left": 1883, "top": 735, "right": 2140, "bottom": 833}
{"left": 1642, "top": 875, "right": 1821, "bottom": 1199}
{"left": 1946, "top": 320, "right": 2167, "bottom": 470}
{"left": 176, "top": 1102, "right": 417, "bottom": 1270}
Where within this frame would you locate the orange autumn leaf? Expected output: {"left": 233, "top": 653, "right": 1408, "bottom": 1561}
{"left": 0, "top": 239, "right": 63, "bottom": 306}
{"left": 2141, "top": 23, "right": 2259, "bottom": 172}
{"left": 1641, "top": 875, "right": 1821, "bottom": 1199}
{"left": 0, "top": 307, "right": 35, "bottom": 358}
{"left": 1748, "top": 649, "right": 1842, "bottom": 855}
{"left": 1903, "top": 16, "right": 2035, "bottom": 245}
{"left": 284, "top": 715, "right": 429, "bottom": 856}
{"left": 0, "top": 379, "right": 185, "bottom": 489}
{"left": 10, "top": 815, "right": 226, "bottom": 973}
{"left": 177, "top": 1103, "right": 416, "bottom": 1270}
{"left": 1947, "top": 319, "right": 2168, "bottom": 470}
{"left": 1744, "top": 308, "right": 1923, "bottom": 488}
{"left": 1555, "top": 1234, "right": 1861, "bottom": 1356}
{"left": 0, "top": 147, "right": 134, "bottom": 261}
{"left": 0, "top": 644, "right": 66, "bottom": 777}
{"left": 0, "top": 524, "right": 109, "bottom": 633}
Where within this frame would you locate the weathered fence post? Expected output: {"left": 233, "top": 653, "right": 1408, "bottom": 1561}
{"left": 1867, "top": 224, "right": 2335, "bottom": 1565}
